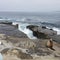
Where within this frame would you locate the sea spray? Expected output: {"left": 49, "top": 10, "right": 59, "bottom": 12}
{"left": 53, "top": 27, "right": 60, "bottom": 35}
{"left": 18, "top": 23, "right": 37, "bottom": 39}
{"left": 46, "top": 26, "right": 60, "bottom": 35}
{"left": 12, "top": 22, "right": 18, "bottom": 25}
{"left": 12, "top": 22, "right": 60, "bottom": 38}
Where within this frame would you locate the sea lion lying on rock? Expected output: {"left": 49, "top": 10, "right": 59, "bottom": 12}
{"left": 46, "top": 39, "right": 55, "bottom": 51}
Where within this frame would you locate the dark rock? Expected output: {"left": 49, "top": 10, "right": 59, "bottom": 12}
{"left": 50, "top": 29, "right": 53, "bottom": 30}
{"left": 0, "top": 21, "right": 12, "bottom": 25}
{"left": 26, "top": 25, "right": 38, "bottom": 31}
{"left": 33, "top": 31, "right": 48, "bottom": 39}
{"left": 42, "top": 26, "right": 46, "bottom": 29}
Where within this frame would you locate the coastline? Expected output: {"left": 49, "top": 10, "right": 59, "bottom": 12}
{"left": 0, "top": 22, "right": 60, "bottom": 60}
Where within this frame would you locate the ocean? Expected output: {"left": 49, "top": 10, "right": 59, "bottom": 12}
{"left": 0, "top": 12, "right": 60, "bottom": 39}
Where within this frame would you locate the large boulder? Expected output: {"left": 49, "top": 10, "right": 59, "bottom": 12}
{"left": 38, "top": 26, "right": 57, "bottom": 35}
{"left": 26, "top": 25, "right": 57, "bottom": 39}
{"left": 33, "top": 31, "right": 48, "bottom": 39}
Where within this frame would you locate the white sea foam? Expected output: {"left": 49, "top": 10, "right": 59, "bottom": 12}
{"left": 45, "top": 26, "right": 60, "bottom": 35}
{"left": 53, "top": 27, "right": 60, "bottom": 35}
{"left": 18, "top": 23, "right": 37, "bottom": 39}
{"left": 12, "top": 22, "right": 60, "bottom": 39}
{"left": 12, "top": 22, "right": 18, "bottom": 25}
{"left": 0, "top": 41, "right": 2, "bottom": 45}
{"left": 46, "top": 26, "right": 60, "bottom": 35}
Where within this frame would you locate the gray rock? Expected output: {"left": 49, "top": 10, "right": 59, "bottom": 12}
{"left": 0, "top": 24, "right": 27, "bottom": 38}
{"left": 26, "top": 25, "right": 57, "bottom": 39}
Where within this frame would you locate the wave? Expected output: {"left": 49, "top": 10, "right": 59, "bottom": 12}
{"left": 47, "top": 26, "right": 60, "bottom": 35}
{"left": 12, "top": 21, "right": 60, "bottom": 39}
{"left": 53, "top": 27, "right": 60, "bottom": 35}
{"left": 18, "top": 17, "right": 41, "bottom": 23}
{"left": 0, "top": 18, "right": 12, "bottom": 22}
{"left": 12, "top": 22, "right": 18, "bottom": 25}
{"left": 41, "top": 22, "right": 60, "bottom": 28}
{"left": 41, "top": 22, "right": 60, "bottom": 35}
{"left": 18, "top": 23, "right": 37, "bottom": 39}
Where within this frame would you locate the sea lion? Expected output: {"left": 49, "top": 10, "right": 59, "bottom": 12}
{"left": 46, "top": 39, "right": 55, "bottom": 50}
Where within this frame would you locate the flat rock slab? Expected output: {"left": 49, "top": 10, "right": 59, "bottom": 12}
{"left": 0, "top": 24, "right": 27, "bottom": 38}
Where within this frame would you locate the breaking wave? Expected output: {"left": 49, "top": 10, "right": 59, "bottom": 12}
{"left": 12, "top": 21, "right": 60, "bottom": 39}
{"left": 12, "top": 22, "right": 37, "bottom": 39}
{"left": 53, "top": 27, "right": 60, "bottom": 35}
{"left": 18, "top": 23, "right": 37, "bottom": 39}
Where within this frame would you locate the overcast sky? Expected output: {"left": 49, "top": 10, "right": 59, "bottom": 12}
{"left": 0, "top": 0, "right": 60, "bottom": 12}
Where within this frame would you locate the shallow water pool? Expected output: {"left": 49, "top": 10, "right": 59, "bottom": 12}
{"left": 0, "top": 53, "right": 3, "bottom": 60}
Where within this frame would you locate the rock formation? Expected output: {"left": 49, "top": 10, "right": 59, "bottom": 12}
{"left": 0, "top": 23, "right": 59, "bottom": 60}
{"left": 26, "top": 25, "right": 57, "bottom": 39}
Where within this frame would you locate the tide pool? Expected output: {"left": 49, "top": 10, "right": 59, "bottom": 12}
{"left": 0, "top": 53, "right": 3, "bottom": 60}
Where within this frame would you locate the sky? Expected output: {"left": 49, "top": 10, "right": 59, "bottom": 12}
{"left": 0, "top": 0, "right": 60, "bottom": 12}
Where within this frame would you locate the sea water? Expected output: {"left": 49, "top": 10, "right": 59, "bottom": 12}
{"left": 18, "top": 23, "right": 37, "bottom": 39}
{"left": 0, "top": 53, "right": 3, "bottom": 60}
{"left": 0, "top": 12, "right": 60, "bottom": 39}
{"left": 0, "top": 12, "right": 60, "bottom": 59}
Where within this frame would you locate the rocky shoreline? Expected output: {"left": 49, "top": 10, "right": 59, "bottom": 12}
{"left": 0, "top": 21, "right": 60, "bottom": 60}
